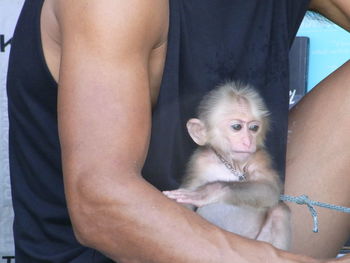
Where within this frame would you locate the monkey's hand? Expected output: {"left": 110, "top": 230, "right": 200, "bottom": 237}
{"left": 163, "top": 182, "right": 225, "bottom": 207}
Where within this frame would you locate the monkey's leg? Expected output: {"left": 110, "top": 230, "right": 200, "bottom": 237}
{"left": 285, "top": 60, "right": 350, "bottom": 258}
{"left": 256, "top": 203, "right": 291, "bottom": 251}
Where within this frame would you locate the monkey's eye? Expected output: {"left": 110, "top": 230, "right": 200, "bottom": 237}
{"left": 249, "top": 124, "right": 260, "bottom": 132}
{"left": 231, "top": 124, "right": 242, "bottom": 131}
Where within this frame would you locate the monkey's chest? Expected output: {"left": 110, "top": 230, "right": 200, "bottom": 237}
{"left": 201, "top": 165, "right": 242, "bottom": 183}
{"left": 196, "top": 203, "right": 266, "bottom": 239}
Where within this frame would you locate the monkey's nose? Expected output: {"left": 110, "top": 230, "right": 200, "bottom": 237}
{"left": 242, "top": 135, "right": 252, "bottom": 149}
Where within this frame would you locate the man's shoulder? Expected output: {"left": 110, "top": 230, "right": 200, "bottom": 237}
{"left": 53, "top": 0, "right": 169, "bottom": 50}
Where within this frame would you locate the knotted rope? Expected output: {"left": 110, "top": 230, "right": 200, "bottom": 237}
{"left": 280, "top": 194, "right": 350, "bottom": 233}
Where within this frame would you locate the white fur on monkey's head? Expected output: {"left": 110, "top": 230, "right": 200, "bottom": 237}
{"left": 196, "top": 81, "right": 270, "bottom": 148}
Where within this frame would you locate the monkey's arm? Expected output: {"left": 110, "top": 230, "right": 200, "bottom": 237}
{"left": 164, "top": 179, "right": 281, "bottom": 208}
{"left": 309, "top": 0, "right": 350, "bottom": 32}
{"left": 165, "top": 150, "right": 282, "bottom": 208}
{"left": 221, "top": 180, "right": 281, "bottom": 207}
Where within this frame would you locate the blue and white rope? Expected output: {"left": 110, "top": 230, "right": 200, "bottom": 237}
{"left": 280, "top": 194, "right": 350, "bottom": 233}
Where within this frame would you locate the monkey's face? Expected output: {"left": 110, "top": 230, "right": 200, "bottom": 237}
{"left": 209, "top": 100, "right": 261, "bottom": 162}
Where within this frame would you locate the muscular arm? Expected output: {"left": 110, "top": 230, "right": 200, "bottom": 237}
{"left": 309, "top": 0, "right": 350, "bottom": 31}
{"left": 56, "top": 1, "right": 323, "bottom": 262}
{"left": 56, "top": 1, "right": 239, "bottom": 261}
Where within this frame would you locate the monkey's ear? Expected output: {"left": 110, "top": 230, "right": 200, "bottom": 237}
{"left": 186, "top": 118, "right": 208, "bottom": 146}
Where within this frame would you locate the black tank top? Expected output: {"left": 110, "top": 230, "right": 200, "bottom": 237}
{"left": 7, "top": 0, "right": 309, "bottom": 262}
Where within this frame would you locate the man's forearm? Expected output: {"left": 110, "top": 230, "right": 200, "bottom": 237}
{"left": 66, "top": 173, "right": 323, "bottom": 263}
{"left": 67, "top": 174, "right": 242, "bottom": 262}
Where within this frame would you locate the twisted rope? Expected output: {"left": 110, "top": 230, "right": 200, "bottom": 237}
{"left": 280, "top": 194, "right": 350, "bottom": 233}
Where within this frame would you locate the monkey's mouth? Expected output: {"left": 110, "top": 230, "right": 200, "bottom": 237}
{"left": 234, "top": 150, "right": 255, "bottom": 154}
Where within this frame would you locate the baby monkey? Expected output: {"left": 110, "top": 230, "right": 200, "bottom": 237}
{"left": 164, "top": 82, "right": 291, "bottom": 250}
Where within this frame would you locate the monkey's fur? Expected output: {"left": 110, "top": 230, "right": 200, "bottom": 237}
{"left": 164, "top": 82, "right": 291, "bottom": 250}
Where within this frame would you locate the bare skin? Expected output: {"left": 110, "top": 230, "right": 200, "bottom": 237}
{"left": 286, "top": 0, "right": 350, "bottom": 259}
{"left": 39, "top": 0, "right": 350, "bottom": 262}
{"left": 286, "top": 60, "right": 350, "bottom": 259}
